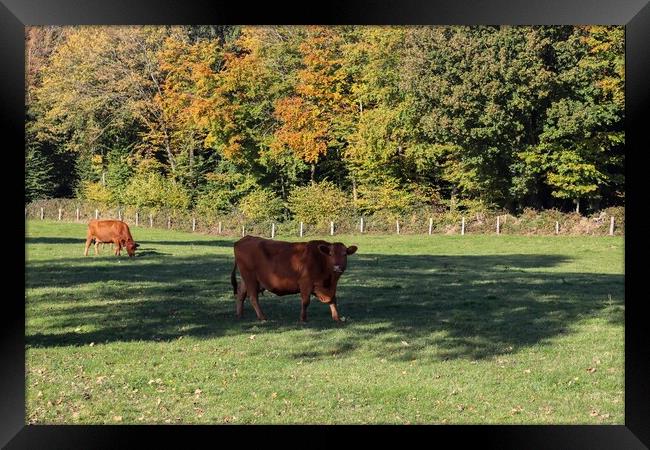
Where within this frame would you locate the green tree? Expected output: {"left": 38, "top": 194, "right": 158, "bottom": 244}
{"left": 288, "top": 181, "right": 350, "bottom": 227}
{"left": 25, "top": 144, "right": 56, "bottom": 203}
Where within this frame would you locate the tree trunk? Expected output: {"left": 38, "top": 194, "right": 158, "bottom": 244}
{"left": 352, "top": 177, "right": 357, "bottom": 203}
{"left": 164, "top": 138, "right": 176, "bottom": 173}
{"left": 280, "top": 174, "right": 286, "bottom": 199}
{"left": 310, "top": 163, "right": 315, "bottom": 184}
{"left": 575, "top": 198, "right": 580, "bottom": 214}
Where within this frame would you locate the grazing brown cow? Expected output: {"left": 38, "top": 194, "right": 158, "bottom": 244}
{"left": 84, "top": 219, "right": 139, "bottom": 257}
{"left": 230, "top": 235, "right": 358, "bottom": 322}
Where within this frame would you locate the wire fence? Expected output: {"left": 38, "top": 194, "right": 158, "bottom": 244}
{"left": 25, "top": 199, "right": 625, "bottom": 238}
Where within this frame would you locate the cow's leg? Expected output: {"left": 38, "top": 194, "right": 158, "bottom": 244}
{"left": 299, "top": 290, "right": 311, "bottom": 322}
{"left": 328, "top": 298, "right": 341, "bottom": 322}
{"left": 84, "top": 237, "right": 93, "bottom": 256}
{"left": 114, "top": 241, "right": 121, "bottom": 256}
{"left": 247, "top": 279, "right": 267, "bottom": 321}
{"left": 235, "top": 281, "right": 247, "bottom": 319}
{"left": 94, "top": 241, "right": 100, "bottom": 255}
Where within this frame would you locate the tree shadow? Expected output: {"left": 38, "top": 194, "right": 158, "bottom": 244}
{"left": 137, "top": 239, "right": 234, "bottom": 247}
{"left": 25, "top": 251, "right": 624, "bottom": 362}
{"left": 26, "top": 237, "right": 85, "bottom": 244}
{"left": 26, "top": 236, "right": 235, "bottom": 248}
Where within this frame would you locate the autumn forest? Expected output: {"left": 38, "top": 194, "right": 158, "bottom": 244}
{"left": 25, "top": 25, "right": 624, "bottom": 224}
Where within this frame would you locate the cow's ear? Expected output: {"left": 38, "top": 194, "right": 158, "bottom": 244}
{"left": 346, "top": 245, "right": 358, "bottom": 255}
{"left": 318, "top": 244, "right": 331, "bottom": 256}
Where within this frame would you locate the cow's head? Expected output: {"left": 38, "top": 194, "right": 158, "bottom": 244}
{"left": 124, "top": 239, "right": 140, "bottom": 257}
{"left": 318, "top": 242, "right": 358, "bottom": 274}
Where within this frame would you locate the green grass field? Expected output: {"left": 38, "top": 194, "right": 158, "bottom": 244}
{"left": 25, "top": 220, "right": 624, "bottom": 424}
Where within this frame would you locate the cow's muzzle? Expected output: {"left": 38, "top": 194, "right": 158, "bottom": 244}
{"left": 333, "top": 265, "right": 343, "bottom": 273}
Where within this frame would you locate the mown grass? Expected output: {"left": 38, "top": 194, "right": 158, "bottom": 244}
{"left": 25, "top": 221, "right": 624, "bottom": 424}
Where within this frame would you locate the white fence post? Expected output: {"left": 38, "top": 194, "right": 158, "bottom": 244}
{"left": 360, "top": 217, "right": 364, "bottom": 233}
{"left": 555, "top": 221, "right": 559, "bottom": 235}
{"left": 118, "top": 209, "right": 122, "bottom": 221}
{"left": 95, "top": 209, "right": 99, "bottom": 219}
{"left": 300, "top": 221, "right": 304, "bottom": 237}
{"left": 330, "top": 221, "right": 334, "bottom": 236}
{"left": 149, "top": 214, "right": 153, "bottom": 228}
{"left": 192, "top": 217, "right": 196, "bottom": 232}
{"left": 461, "top": 217, "right": 465, "bottom": 235}
{"left": 496, "top": 216, "right": 500, "bottom": 235}
{"left": 429, "top": 217, "right": 433, "bottom": 235}
{"left": 396, "top": 220, "right": 400, "bottom": 235}
{"left": 76, "top": 208, "right": 80, "bottom": 222}
{"left": 271, "top": 222, "right": 275, "bottom": 238}
{"left": 167, "top": 217, "right": 171, "bottom": 229}
{"left": 135, "top": 212, "right": 139, "bottom": 226}
{"left": 218, "top": 221, "right": 222, "bottom": 234}
{"left": 40, "top": 207, "right": 44, "bottom": 220}
{"left": 242, "top": 225, "right": 245, "bottom": 237}
{"left": 58, "top": 208, "right": 62, "bottom": 221}
{"left": 609, "top": 216, "right": 615, "bottom": 236}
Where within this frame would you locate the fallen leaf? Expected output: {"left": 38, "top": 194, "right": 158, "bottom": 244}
{"left": 271, "top": 392, "right": 278, "bottom": 399}
{"left": 113, "top": 416, "right": 122, "bottom": 422}
{"left": 523, "top": 369, "right": 531, "bottom": 374}
{"left": 89, "top": 342, "right": 95, "bottom": 347}
{"left": 249, "top": 335, "right": 256, "bottom": 340}
{"left": 587, "top": 367, "right": 597, "bottom": 373}
{"left": 401, "top": 341, "right": 410, "bottom": 347}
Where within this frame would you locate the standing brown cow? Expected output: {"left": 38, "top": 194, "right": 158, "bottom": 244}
{"left": 230, "top": 235, "right": 358, "bottom": 322}
{"left": 84, "top": 219, "right": 139, "bottom": 257}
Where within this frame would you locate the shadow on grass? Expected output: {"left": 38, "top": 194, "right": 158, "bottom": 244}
{"left": 137, "top": 239, "right": 235, "bottom": 247}
{"left": 26, "top": 237, "right": 85, "bottom": 244}
{"left": 26, "top": 236, "right": 235, "bottom": 248}
{"left": 25, "top": 251, "right": 624, "bottom": 361}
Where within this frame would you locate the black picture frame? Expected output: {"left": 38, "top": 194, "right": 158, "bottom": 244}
{"left": 3, "top": 0, "right": 648, "bottom": 448}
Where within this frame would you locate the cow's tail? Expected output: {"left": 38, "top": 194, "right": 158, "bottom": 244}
{"left": 231, "top": 262, "right": 238, "bottom": 296}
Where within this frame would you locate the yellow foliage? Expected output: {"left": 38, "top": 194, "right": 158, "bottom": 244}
{"left": 80, "top": 181, "right": 113, "bottom": 204}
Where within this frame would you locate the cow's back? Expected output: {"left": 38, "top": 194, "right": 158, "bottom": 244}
{"left": 88, "top": 219, "right": 132, "bottom": 242}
